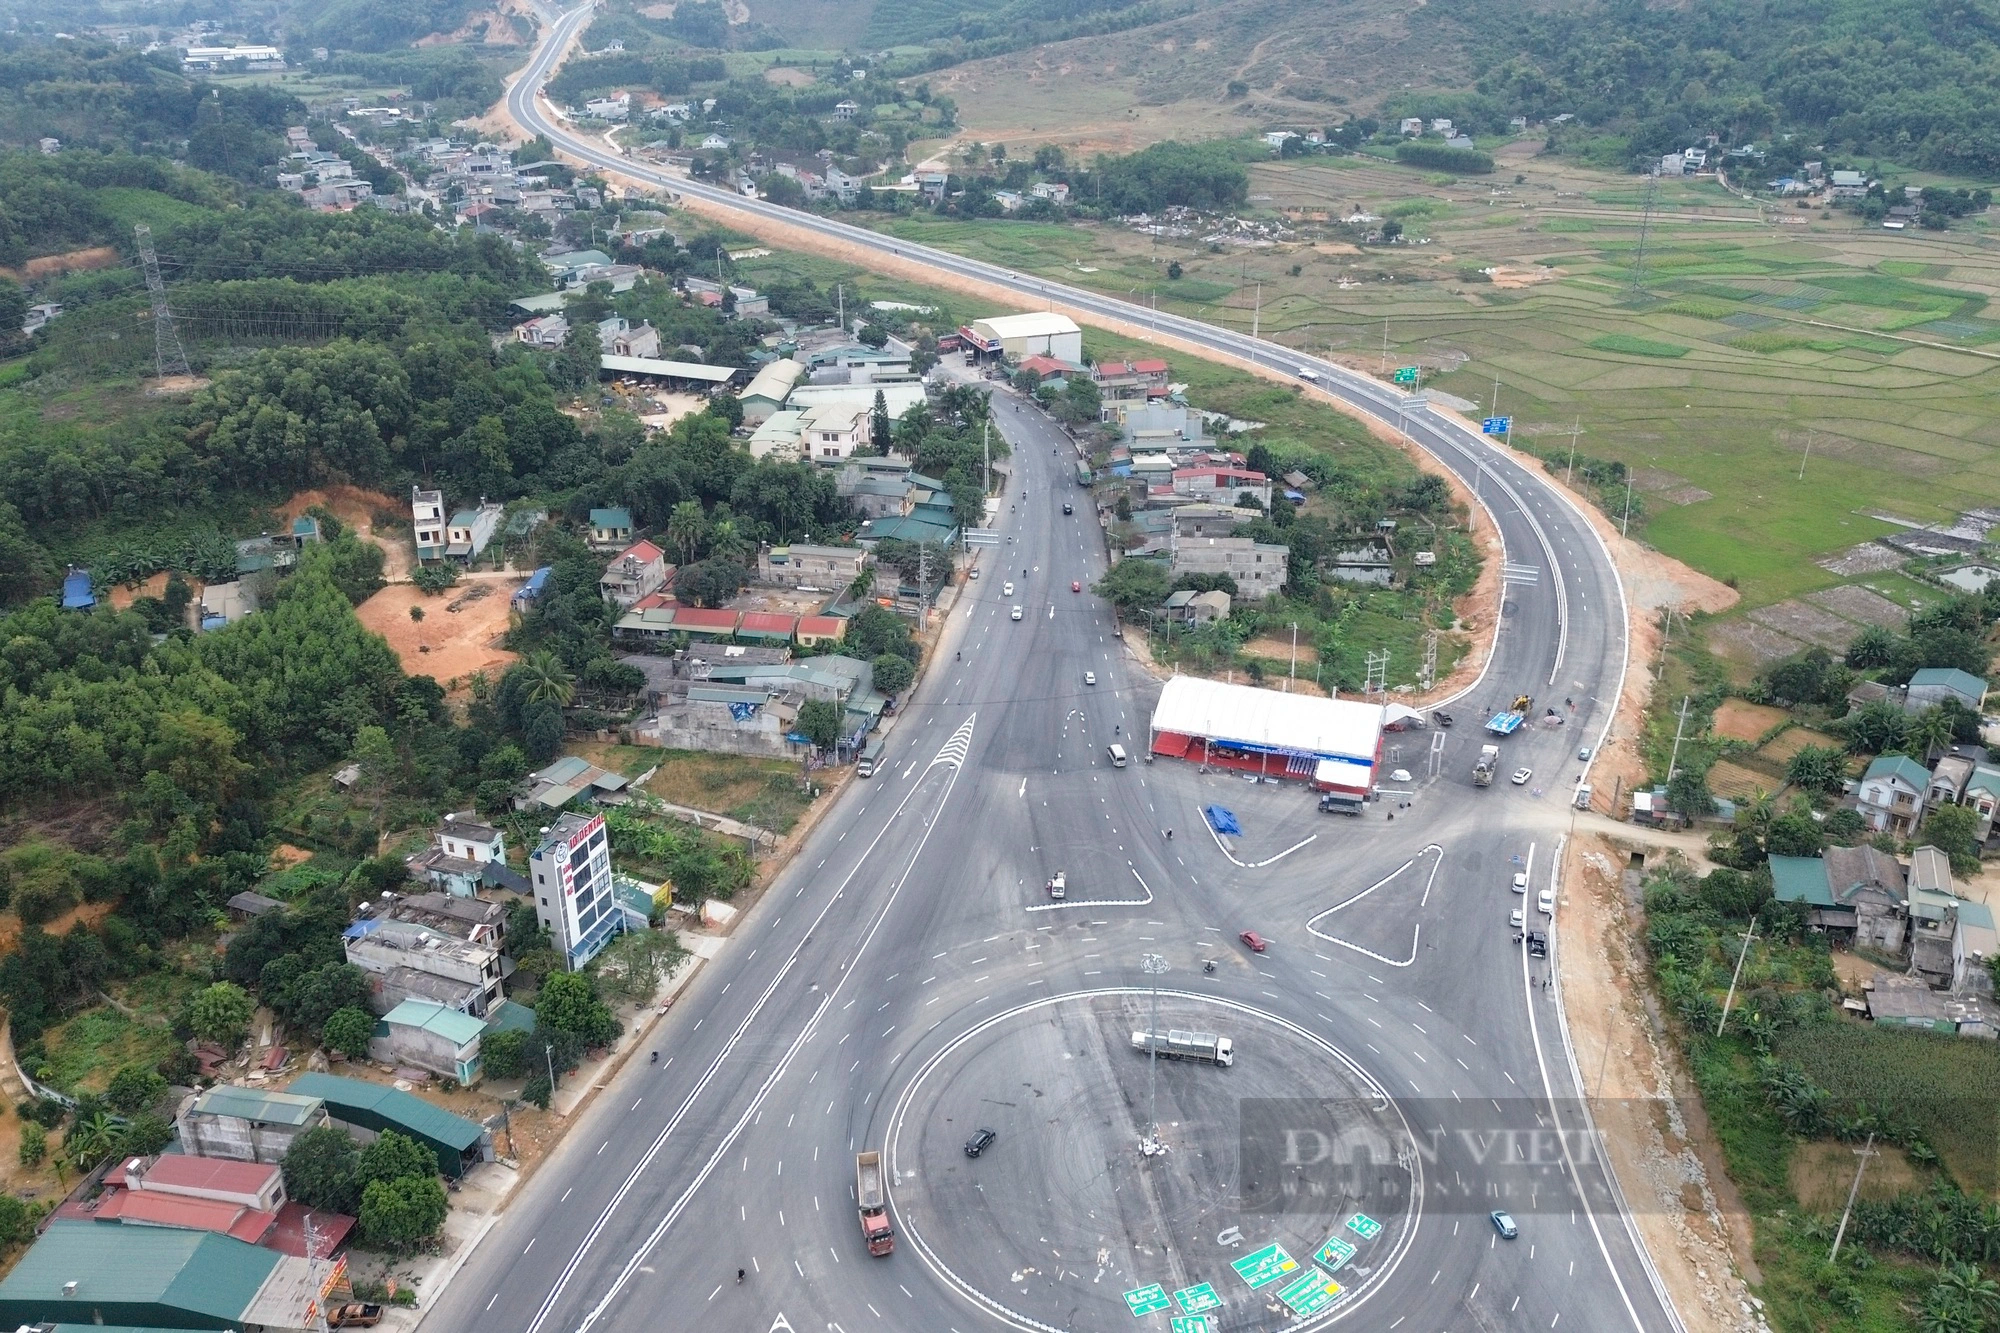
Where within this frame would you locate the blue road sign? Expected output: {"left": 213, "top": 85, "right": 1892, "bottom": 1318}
{"left": 1481, "top": 416, "right": 1512, "bottom": 435}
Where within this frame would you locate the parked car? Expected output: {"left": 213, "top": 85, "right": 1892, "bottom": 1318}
{"left": 1538, "top": 887, "right": 1556, "bottom": 916}
{"left": 1578, "top": 746, "right": 1592, "bottom": 761}
{"left": 1511, "top": 872, "right": 1528, "bottom": 893}
{"left": 969, "top": 567, "right": 980, "bottom": 580}
{"left": 330, "top": 1305, "right": 384, "bottom": 1329}
{"left": 1511, "top": 768, "right": 1533, "bottom": 786}
{"left": 1509, "top": 908, "right": 1524, "bottom": 930}
{"left": 964, "top": 1127, "right": 997, "bottom": 1158}
{"left": 1240, "top": 930, "right": 1268, "bottom": 953}
{"left": 1490, "top": 1210, "right": 1518, "bottom": 1240}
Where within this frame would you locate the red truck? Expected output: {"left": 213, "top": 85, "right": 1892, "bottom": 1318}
{"left": 856, "top": 1150, "right": 894, "bottom": 1256}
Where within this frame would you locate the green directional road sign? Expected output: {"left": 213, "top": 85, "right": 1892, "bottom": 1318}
{"left": 1315, "top": 1235, "right": 1358, "bottom": 1271}
{"left": 1277, "top": 1266, "right": 1344, "bottom": 1317}
{"left": 1170, "top": 1319, "right": 1210, "bottom": 1333}
{"left": 1231, "top": 1242, "right": 1299, "bottom": 1289}
{"left": 1123, "top": 1285, "right": 1172, "bottom": 1317}
{"left": 1174, "top": 1283, "right": 1223, "bottom": 1314}
{"left": 1346, "top": 1213, "right": 1383, "bottom": 1241}
{"left": 1392, "top": 366, "right": 1419, "bottom": 385}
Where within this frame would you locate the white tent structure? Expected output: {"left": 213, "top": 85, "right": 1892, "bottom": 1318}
{"left": 1148, "top": 675, "right": 1383, "bottom": 792}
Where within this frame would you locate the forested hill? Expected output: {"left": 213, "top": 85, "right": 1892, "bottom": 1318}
{"left": 1428, "top": 0, "right": 2000, "bottom": 176}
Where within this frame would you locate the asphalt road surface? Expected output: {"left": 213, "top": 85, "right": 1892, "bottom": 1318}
{"left": 417, "top": 9, "right": 1691, "bottom": 1331}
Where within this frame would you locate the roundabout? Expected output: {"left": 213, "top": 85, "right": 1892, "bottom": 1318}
{"left": 882, "top": 989, "right": 1422, "bottom": 1331}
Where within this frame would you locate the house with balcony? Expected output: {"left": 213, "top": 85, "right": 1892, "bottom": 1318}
{"left": 756, "top": 543, "right": 866, "bottom": 590}
{"left": 600, "top": 540, "right": 670, "bottom": 607}
{"left": 406, "top": 813, "right": 508, "bottom": 897}
{"left": 412, "top": 486, "right": 447, "bottom": 563}
{"left": 343, "top": 915, "right": 503, "bottom": 1017}
{"left": 1857, "top": 754, "right": 1929, "bottom": 836}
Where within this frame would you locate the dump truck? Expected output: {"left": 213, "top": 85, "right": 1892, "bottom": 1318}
{"left": 856, "top": 1151, "right": 894, "bottom": 1256}
{"left": 1131, "top": 1029, "right": 1234, "bottom": 1067}
{"left": 1473, "top": 744, "right": 1500, "bottom": 786}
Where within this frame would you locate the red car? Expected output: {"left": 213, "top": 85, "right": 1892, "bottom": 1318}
{"left": 1239, "top": 930, "right": 1268, "bottom": 953}
{"left": 1072, "top": 580, "right": 1082, "bottom": 593}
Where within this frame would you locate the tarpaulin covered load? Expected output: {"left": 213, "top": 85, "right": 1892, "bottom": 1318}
{"left": 1204, "top": 805, "right": 1242, "bottom": 836}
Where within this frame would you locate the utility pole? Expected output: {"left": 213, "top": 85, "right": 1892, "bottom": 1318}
{"left": 1287, "top": 622, "right": 1298, "bottom": 692}
{"left": 1380, "top": 318, "right": 1389, "bottom": 375}
{"left": 1828, "top": 1133, "right": 1878, "bottom": 1264}
{"left": 1657, "top": 608, "right": 1674, "bottom": 681}
{"left": 982, "top": 418, "right": 990, "bottom": 493}
{"left": 1140, "top": 953, "right": 1167, "bottom": 1152}
{"left": 1798, "top": 429, "right": 1814, "bottom": 481}
{"left": 136, "top": 224, "right": 190, "bottom": 380}
{"left": 837, "top": 282, "right": 844, "bottom": 333}
{"left": 1621, "top": 467, "right": 1635, "bottom": 537}
{"left": 1629, "top": 168, "right": 1659, "bottom": 294}
{"left": 1565, "top": 419, "right": 1581, "bottom": 486}
{"left": 1251, "top": 281, "right": 1261, "bottom": 342}
{"left": 1715, "top": 915, "right": 1759, "bottom": 1037}
{"left": 545, "top": 1043, "right": 557, "bottom": 1093}
{"left": 1666, "top": 694, "right": 1691, "bottom": 779}
{"left": 1489, "top": 371, "right": 1500, "bottom": 420}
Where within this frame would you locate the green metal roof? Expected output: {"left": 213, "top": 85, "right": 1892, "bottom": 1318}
{"left": 1769, "top": 855, "right": 1834, "bottom": 908}
{"left": 1864, "top": 754, "right": 1931, "bottom": 790}
{"left": 0, "top": 1222, "right": 277, "bottom": 1330}
{"left": 287, "top": 1072, "right": 483, "bottom": 1175}
{"left": 485, "top": 998, "right": 538, "bottom": 1035}
{"left": 384, "top": 999, "right": 487, "bottom": 1048}
{"left": 1909, "top": 667, "right": 1986, "bottom": 698}
{"left": 188, "top": 1083, "right": 325, "bottom": 1127}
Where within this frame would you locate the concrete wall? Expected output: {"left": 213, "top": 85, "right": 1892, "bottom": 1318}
{"left": 177, "top": 1109, "right": 329, "bottom": 1165}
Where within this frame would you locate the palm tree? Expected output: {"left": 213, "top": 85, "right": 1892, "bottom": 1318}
{"left": 667, "top": 500, "right": 708, "bottom": 565}
{"left": 1910, "top": 705, "right": 1957, "bottom": 762}
{"left": 707, "top": 517, "right": 751, "bottom": 565}
{"left": 518, "top": 650, "right": 575, "bottom": 708}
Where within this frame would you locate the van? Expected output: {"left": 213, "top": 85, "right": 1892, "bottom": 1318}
{"left": 1107, "top": 744, "right": 1128, "bottom": 768}
{"left": 857, "top": 738, "right": 884, "bottom": 778}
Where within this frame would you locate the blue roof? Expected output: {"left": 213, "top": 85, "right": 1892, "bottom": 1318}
{"left": 1864, "top": 754, "right": 1931, "bottom": 789}
{"left": 1910, "top": 667, "right": 1986, "bottom": 699}
{"left": 515, "top": 566, "right": 553, "bottom": 599}
{"left": 60, "top": 569, "right": 94, "bottom": 609}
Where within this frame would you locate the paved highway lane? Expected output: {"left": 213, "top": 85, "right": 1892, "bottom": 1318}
{"left": 417, "top": 8, "right": 1688, "bottom": 1331}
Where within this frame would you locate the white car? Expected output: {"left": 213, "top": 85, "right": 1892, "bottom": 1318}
{"left": 1537, "top": 887, "right": 1556, "bottom": 915}
{"left": 1510, "top": 768, "right": 1533, "bottom": 786}
{"left": 969, "top": 568, "right": 980, "bottom": 580}
{"left": 1084, "top": 671, "right": 1097, "bottom": 686}
{"left": 1511, "top": 872, "right": 1528, "bottom": 893}
{"left": 1003, "top": 581, "right": 1015, "bottom": 596}
{"left": 1011, "top": 606, "right": 1023, "bottom": 621}
{"left": 1510, "top": 908, "right": 1525, "bottom": 930}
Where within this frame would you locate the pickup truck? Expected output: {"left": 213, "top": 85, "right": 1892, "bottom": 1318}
{"left": 329, "top": 1305, "right": 384, "bottom": 1328}
{"left": 856, "top": 1150, "right": 894, "bottom": 1256}
{"left": 1131, "top": 1029, "right": 1234, "bottom": 1067}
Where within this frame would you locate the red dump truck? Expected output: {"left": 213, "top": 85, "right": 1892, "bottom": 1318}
{"left": 856, "top": 1150, "right": 894, "bottom": 1256}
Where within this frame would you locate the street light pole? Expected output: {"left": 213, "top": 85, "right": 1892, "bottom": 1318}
{"left": 1288, "top": 622, "right": 1298, "bottom": 692}
{"left": 1141, "top": 953, "right": 1167, "bottom": 1151}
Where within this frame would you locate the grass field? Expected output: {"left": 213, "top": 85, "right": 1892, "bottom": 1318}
{"left": 856, "top": 143, "right": 2000, "bottom": 667}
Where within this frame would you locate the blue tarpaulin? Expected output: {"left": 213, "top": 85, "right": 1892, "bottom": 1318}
{"left": 1204, "top": 805, "right": 1242, "bottom": 837}
{"left": 728, "top": 701, "right": 758, "bottom": 721}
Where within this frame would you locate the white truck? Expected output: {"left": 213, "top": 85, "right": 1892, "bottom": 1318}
{"left": 1045, "top": 871, "right": 1066, "bottom": 900}
{"left": 1131, "top": 1029, "right": 1234, "bottom": 1067}
{"left": 1473, "top": 744, "right": 1500, "bottom": 787}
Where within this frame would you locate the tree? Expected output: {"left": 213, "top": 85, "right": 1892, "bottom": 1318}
{"left": 706, "top": 391, "right": 744, "bottom": 429}
{"left": 323, "top": 1006, "right": 376, "bottom": 1059}
{"left": 1909, "top": 705, "right": 1957, "bottom": 761}
{"left": 535, "top": 970, "right": 620, "bottom": 1048}
{"left": 106, "top": 1065, "right": 167, "bottom": 1115}
{"left": 17, "top": 1123, "right": 45, "bottom": 1168}
{"left": 61, "top": 1111, "right": 117, "bottom": 1173}
{"left": 1925, "top": 803, "right": 1985, "bottom": 877}
{"left": 359, "top": 1174, "right": 449, "bottom": 1252}
{"left": 870, "top": 654, "right": 914, "bottom": 696}
{"left": 284, "top": 1125, "right": 362, "bottom": 1213}
{"left": 676, "top": 558, "right": 748, "bottom": 608}
{"left": 359, "top": 1129, "right": 437, "bottom": 1191}
{"left": 666, "top": 500, "right": 709, "bottom": 565}
{"left": 1784, "top": 744, "right": 1846, "bottom": 794}
{"left": 1096, "top": 559, "right": 1171, "bottom": 612}
{"left": 798, "top": 697, "right": 842, "bottom": 751}
{"left": 517, "top": 650, "right": 576, "bottom": 708}
{"left": 870, "top": 390, "right": 893, "bottom": 454}
{"left": 188, "top": 982, "right": 254, "bottom": 1047}
{"left": 1666, "top": 766, "right": 1715, "bottom": 820}
{"left": 856, "top": 322, "right": 889, "bottom": 349}
{"left": 410, "top": 606, "right": 425, "bottom": 623}
{"left": 1840, "top": 700, "right": 1909, "bottom": 755}
{"left": 592, "top": 929, "right": 689, "bottom": 1004}
{"left": 1167, "top": 261, "right": 1183, "bottom": 279}
{"left": 483, "top": 1028, "right": 529, "bottom": 1080}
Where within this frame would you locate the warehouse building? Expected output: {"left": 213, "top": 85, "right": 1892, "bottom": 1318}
{"left": 960, "top": 311, "right": 1083, "bottom": 363}
{"left": 1148, "top": 675, "right": 1384, "bottom": 795}
{"left": 0, "top": 1222, "right": 318, "bottom": 1330}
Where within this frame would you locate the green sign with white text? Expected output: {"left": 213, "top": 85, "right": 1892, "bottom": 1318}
{"left": 1231, "top": 1243, "right": 1299, "bottom": 1288}
{"left": 1315, "top": 1235, "right": 1358, "bottom": 1270}
{"left": 1170, "top": 1319, "right": 1210, "bottom": 1333}
{"left": 1392, "top": 366, "right": 1419, "bottom": 385}
{"left": 1346, "top": 1212, "right": 1383, "bottom": 1240}
{"left": 1123, "top": 1285, "right": 1172, "bottom": 1317}
{"left": 1175, "top": 1283, "right": 1223, "bottom": 1314}
{"left": 1277, "top": 1266, "right": 1344, "bottom": 1317}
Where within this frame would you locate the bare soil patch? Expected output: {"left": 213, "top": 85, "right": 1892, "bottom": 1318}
{"left": 106, "top": 570, "right": 172, "bottom": 610}
{"left": 1745, "top": 598, "right": 1857, "bottom": 651}
{"left": 1789, "top": 1139, "right": 1926, "bottom": 1212}
{"left": 280, "top": 485, "right": 413, "bottom": 582}
{"left": 270, "top": 844, "right": 314, "bottom": 870}
{"left": 1711, "top": 699, "right": 1788, "bottom": 743}
{"left": 354, "top": 578, "right": 521, "bottom": 688}
{"left": 0, "top": 245, "right": 120, "bottom": 283}
{"left": 1816, "top": 541, "right": 1904, "bottom": 576}
{"left": 1707, "top": 619, "right": 1805, "bottom": 670}
{"left": 1805, "top": 583, "right": 1906, "bottom": 629}
{"left": 1756, "top": 726, "right": 1842, "bottom": 763}
{"left": 1706, "top": 759, "right": 1783, "bottom": 802}
{"left": 1242, "top": 634, "right": 1318, "bottom": 665}
{"left": 762, "top": 66, "right": 815, "bottom": 86}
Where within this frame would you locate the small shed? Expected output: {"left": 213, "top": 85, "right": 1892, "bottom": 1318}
{"left": 61, "top": 567, "right": 95, "bottom": 611}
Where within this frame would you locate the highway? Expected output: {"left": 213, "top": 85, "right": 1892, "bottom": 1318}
{"left": 412, "top": 7, "right": 1691, "bottom": 1331}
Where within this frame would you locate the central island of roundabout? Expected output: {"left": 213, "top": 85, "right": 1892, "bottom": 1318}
{"left": 882, "top": 989, "right": 1421, "bottom": 1331}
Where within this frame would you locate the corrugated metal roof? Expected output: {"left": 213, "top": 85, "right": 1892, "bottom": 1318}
{"left": 286, "top": 1073, "right": 483, "bottom": 1152}
{"left": 188, "top": 1084, "right": 325, "bottom": 1127}
{"left": 1768, "top": 855, "right": 1833, "bottom": 907}
{"left": 0, "top": 1221, "right": 276, "bottom": 1325}
{"left": 137, "top": 1154, "right": 280, "bottom": 1197}
{"left": 1150, "top": 675, "right": 1381, "bottom": 763}
{"left": 385, "top": 999, "right": 487, "bottom": 1047}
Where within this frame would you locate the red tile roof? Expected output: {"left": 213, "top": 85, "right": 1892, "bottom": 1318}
{"left": 137, "top": 1155, "right": 281, "bottom": 1198}
{"left": 797, "top": 615, "right": 845, "bottom": 638}
{"left": 670, "top": 608, "right": 740, "bottom": 631}
{"left": 1019, "top": 354, "right": 1074, "bottom": 376}
{"left": 631, "top": 591, "right": 678, "bottom": 611}
{"left": 1131, "top": 358, "right": 1169, "bottom": 374}
{"left": 1174, "top": 467, "right": 1267, "bottom": 483}
{"left": 615, "top": 539, "right": 665, "bottom": 565}
{"left": 736, "top": 612, "right": 798, "bottom": 635}
{"left": 95, "top": 1186, "right": 278, "bottom": 1245}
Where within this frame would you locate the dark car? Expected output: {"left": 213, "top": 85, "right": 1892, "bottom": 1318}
{"left": 1490, "top": 1210, "right": 1518, "bottom": 1239}
{"left": 964, "top": 1128, "right": 997, "bottom": 1158}
{"left": 1063, "top": 502, "right": 1073, "bottom": 515}
{"left": 1239, "top": 930, "right": 1268, "bottom": 953}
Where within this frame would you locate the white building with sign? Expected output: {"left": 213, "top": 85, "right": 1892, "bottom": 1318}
{"left": 530, "top": 812, "right": 622, "bottom": 969}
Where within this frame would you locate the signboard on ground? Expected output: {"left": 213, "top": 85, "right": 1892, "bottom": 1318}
{"left": 1346, "top": 1213, "right": 1383, "bottom": 1240}
{"left": 1230, "top": 1243, "right": 1299, "bottom": 1289}
{"left": 1122, "top": 1285, "right": 1172, "bottom": 1317}
{"left": 1314, "top": 1235, "right": 1358, "bottom": 1270}
{"left": 1277, "top": 1266, "right": 1344, "bottom": 1317}
{"left": 1174, "top": 1283, "right": 1223, "bottom": 1314}
{"left": 1169, "top": 1319, "right": 1210, "bottom": 1333}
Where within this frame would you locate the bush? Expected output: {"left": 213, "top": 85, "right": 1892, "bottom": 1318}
{"left": 411, "top": 564, "right": 459, "bottom": 595}
{"left": 359, "top": 1174, "right": 448, "bottom": 1252}
{"left": 17, "top": 1123, "right": 45, "bottom": 1167}
{"left": 187, "top": 982, "right": 254, "bottom": 1047}
{"left": 105, "top": 1065, "right": 168, "bottom": 1115}
{"left": 322, "top": 1006, "right": 376, "bottom": 1059}
{"left": 283, "top": 1124, "right": 362, "bottom": 1214}
{"left": 1394, "top": 141, "right": 1494, "bottom": 174}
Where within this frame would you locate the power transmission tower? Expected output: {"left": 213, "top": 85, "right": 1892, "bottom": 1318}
{"left": 1364, "top": 649, "right": 1389, "bottom": 696}
{"left": 1628, "top": 170, "right": 1660, "bottom": 296}
{"left": 135, "top": 224, "right": 190, "bottom": 380}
